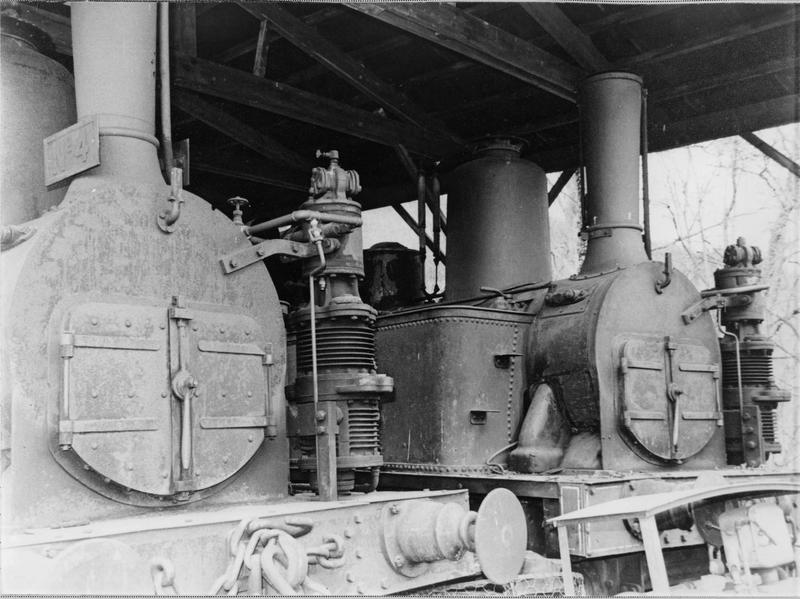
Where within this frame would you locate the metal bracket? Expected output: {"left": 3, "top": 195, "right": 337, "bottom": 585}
{"left": 493, "top": 353, "right": 523, "bottom": 369}
{"left": 681, "top": 294, "right": 730, "bottom": 324}
{"left": 683, "top": 284, "right": 767, "bottom": 323}
{"left": 752, "top": 388, "right": 792, "bottom": 403}
{"left": 469, "top": 409, "right": 500, "bottom": 425}
{"left": 220, "top": 238, "right": 340, "bottom": 275}
{"left": 587, "top": 227, "right": 612, "bottom": 239}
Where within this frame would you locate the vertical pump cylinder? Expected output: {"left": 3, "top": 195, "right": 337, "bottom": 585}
{"left": 445, "top": 137, "right": 550, "bottom": 301}
{"left": 70, "top": 2, "right": 163, "bottom": 184}
{"left": 579, "top": 72, "right": 647, "bottom": 274}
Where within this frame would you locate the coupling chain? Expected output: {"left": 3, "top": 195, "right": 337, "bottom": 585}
{"left": 208, "top": 516, "right": 341, "bottom": 595}
{"left": 150, "top": 558, "right": 180, "bottom": 595}
{"left": 306, "top": 534, "right": 346, "bottom": 569}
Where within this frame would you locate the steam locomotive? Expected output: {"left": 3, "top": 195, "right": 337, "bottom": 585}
{"left": 1, "top": 3, "right": 796, "bottom": 596}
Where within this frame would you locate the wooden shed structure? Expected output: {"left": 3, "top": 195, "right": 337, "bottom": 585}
{"left": 9, "top": 2, "right": 799, "bottom": 224}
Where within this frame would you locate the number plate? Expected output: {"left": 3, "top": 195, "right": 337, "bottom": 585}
{"left": 43, "top": 119, "right": 100, "bottom": 186}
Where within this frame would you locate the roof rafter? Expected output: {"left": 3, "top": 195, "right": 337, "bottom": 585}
{"left": 620, "top": 8, "right": 793, "bottom": 67}
{"left": 580, "top": 5, "right": 680, "bottom": 35}
{"left": 741, "top": 132, "right": 800, "bottom": 179}
{"left": 654, "top": 54, "right": 800, "bottom": 104}
{"left": 192, "top": 160, "right": 307, "bottom": 193}
{"left": 530, "top": 94, "right": 799, "bottom": 170}
{"left": 212, "top": 5, "right": 342, "bottom": 63}
{"left": 520, "top": 4, "right": 611, "bottom": 72}
{"left": 172, "top": 55, "right": 457, "bottom": 158}
{"left": 172, "top": 90, "right": 311, "bottom": 171}
{"left": 170, "top": 4, "right": 197, "bottom": 57}
{"left": 345, "top": 3, "right": 583, "bottom": 102}
{"left": 239, "top": 3, "right": 462, "bottom": 145}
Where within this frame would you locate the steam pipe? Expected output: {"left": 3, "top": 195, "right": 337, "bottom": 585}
{"left": 417, "top": 171, "right": 427, "bottom": 258}
{"left": 158, "top": 2, "right": 174, "bottom": 177}
{"left": 283, "top": 222, "right": 354, "bottom": 242}
{"left": 70, "top": 2, "right": 162, "bottom": 185}
{"left": 578, "top": 72, "right": 647, "bottom": 274}
{"left": 641, "top": 87, "right": 652, "bottom": 260}
{"left": 245, "top": 210, "right": 361, "bottom": 237}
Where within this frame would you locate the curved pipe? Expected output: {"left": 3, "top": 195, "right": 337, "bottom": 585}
{"left": 244, "top": 210, "right": 361, "bottom": 237}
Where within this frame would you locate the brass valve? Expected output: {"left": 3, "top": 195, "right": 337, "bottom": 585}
{"left": 227, "top": 196, "right": 250, "bottom": 226}
{"left": 724, "top": 237, "right": 762, "bottom": 268}
{"left": 309, "top": 149, "right": 361, "bottom": 200}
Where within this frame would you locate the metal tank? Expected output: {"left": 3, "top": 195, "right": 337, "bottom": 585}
{"left": 0, "top": 15, "right": 76, "bottom": 225}
{"left": 445, "top": 137, "right": 551, "bottom": 300}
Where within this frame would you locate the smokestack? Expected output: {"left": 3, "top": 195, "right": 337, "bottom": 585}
{"left": 70, "top": 2, "right": 163, "bottom": 185}
{"left": 578, "top": 72, "right": 647, "bottom": 274}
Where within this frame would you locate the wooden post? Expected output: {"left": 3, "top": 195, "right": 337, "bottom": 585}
{"left": 253, "top": 20, "right": 270, "bottom": 77}
{"left": 170, "top": 4, "right": 197, "bottom": 57}
{"left": 557, "top": 525, "right": 576, "bottom": 596}
{"left": 639, "top": 516, "right": 670, "bottom": 594}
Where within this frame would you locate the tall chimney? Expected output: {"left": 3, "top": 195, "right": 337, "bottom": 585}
{"left": 70, "top": 2, "right": 163, "bottom": 185}
{"left": 578, "top": 72, "right": 647, "bottom": 274}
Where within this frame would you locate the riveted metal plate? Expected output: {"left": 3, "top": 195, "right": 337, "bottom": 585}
{"left": 58, "top": 299, "right": 274, "bottom": 497}
{"left": 620, "top": 337, "right": 719, "bottom": 461}
{"left": 188, "top": 306, "right": 269, "bottom": 490}
{"left": 61, "top": 300, "right": 172, "bottom": 495}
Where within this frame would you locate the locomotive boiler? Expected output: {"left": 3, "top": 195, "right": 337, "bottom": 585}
{"left": 373, "top": 72, "right": 797, "bottom": 593}
{"left": 0, "top": 4, "right": 527, "bottom": 594}
{"left": 2, "top": 3, "right": 797, "bottom": 596}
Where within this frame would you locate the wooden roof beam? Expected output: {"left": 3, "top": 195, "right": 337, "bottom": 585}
{"left": 213, "top": 5, "right": 342, "bottom": 63}
{"left": 172, "top": 55, "right": 456, "bottom": 158}
{"left": 392, "top": 204, "right": 446, "bottom": 264}
{"left": 621, "top": 8, "right": 794, "bottom": 67}
{"left": 170, "top": 4, "right": 197, "bottom": 58}
{"left": 653, "top": 54, "right": 800, "bottom": 104}
{"left": 652, "top": 94, "right": 799, "bottom": 151}
{"left": 530, "top": 94, "right": 799, "bottom": 171}
{"left": 520, "top": 4, "right": 611, "bottom": 72}
{"left": 507, "top": 54, "right": 796, "bottom": 141}
{"left": 172, "top": 90, "right": 311, "bottom": 171}
{"left": 580, "top": 5, "right": 680, "bottom": 35}
{"left": 394, "top": 144, "right": 448, "bottom": 235}
{"left": 741, "top": 132, "right": 800, "bottom": 179}
{"left": 191, "top": 161, "right": 308, "bottom": 194}
{"left": 240, "top": 3, "right": 462, "bottom": 145}
{"left": 346, "top": 3, "right": 583, "bottom": 102}
{"left": 548, "top": 168, "right": 577, "bottom": 205}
